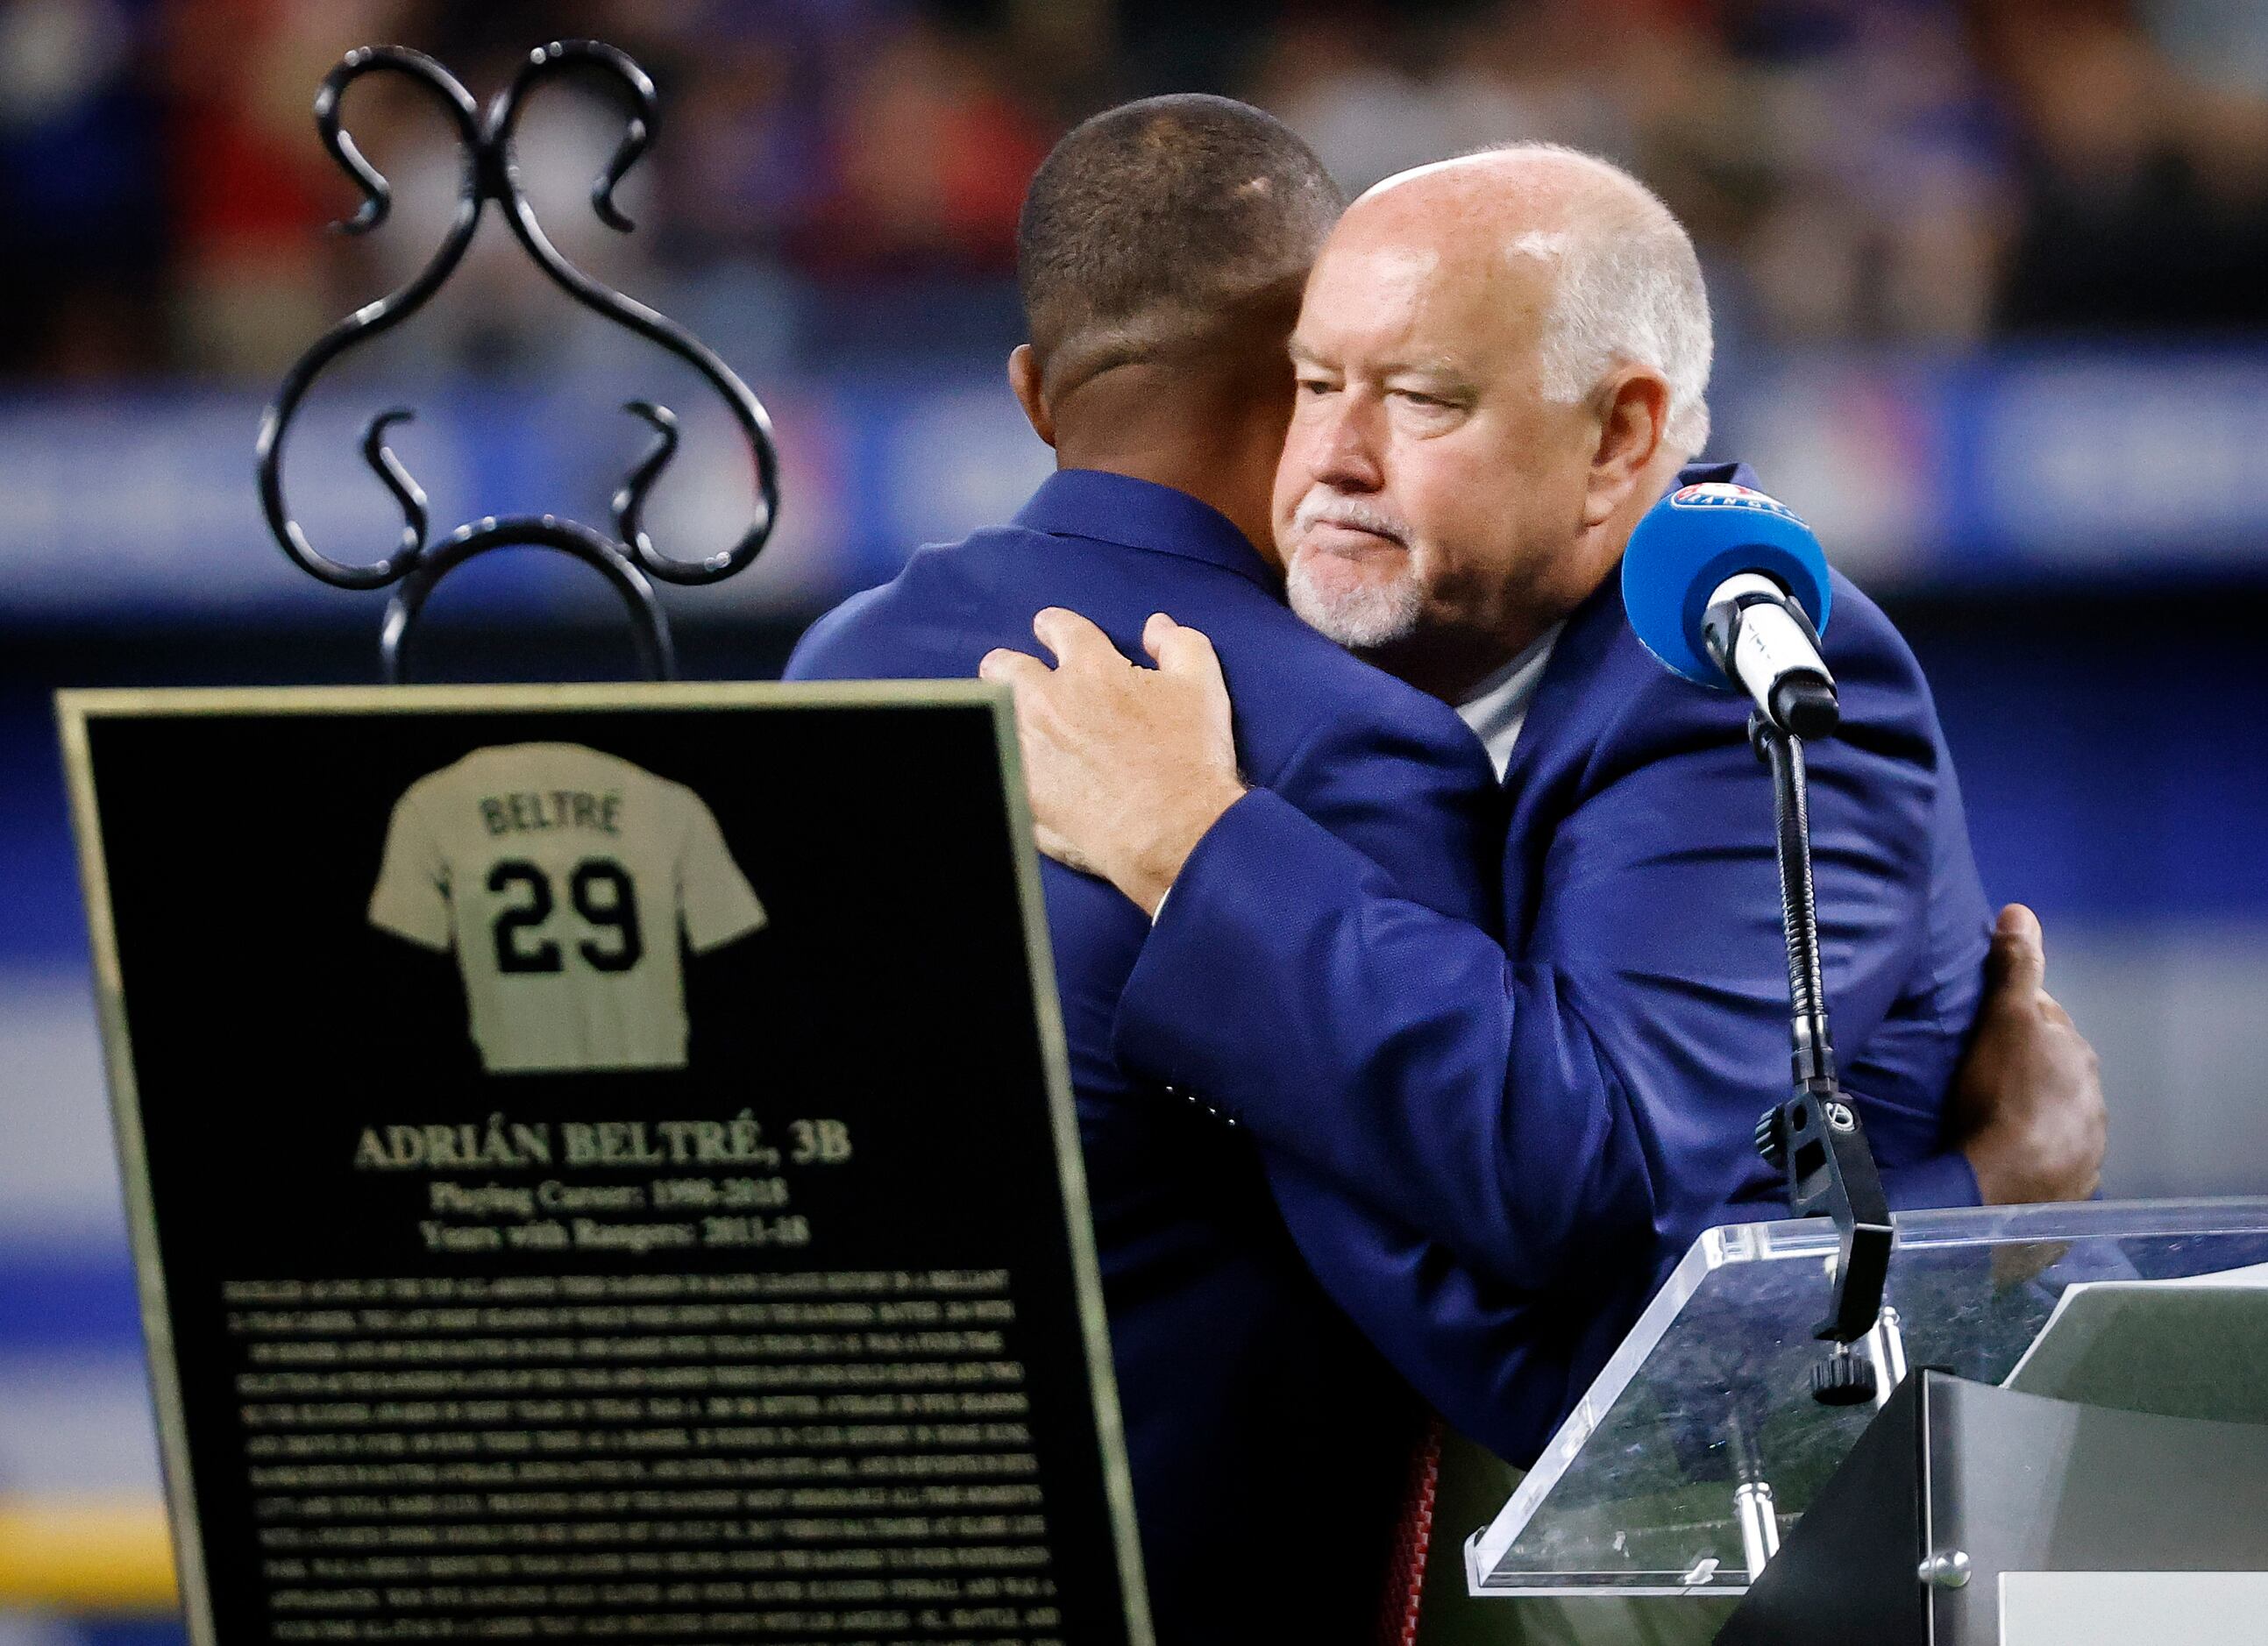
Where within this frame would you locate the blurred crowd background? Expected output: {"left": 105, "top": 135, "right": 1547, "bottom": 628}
{"left": 3, "top": 1, "right": 2267, "bottom": 1642}
{"left": 11, "top": 0, "right": 2268, "bottom": 609}
{"left": 10, "top": 0, "right": 2268, "bottom": 377}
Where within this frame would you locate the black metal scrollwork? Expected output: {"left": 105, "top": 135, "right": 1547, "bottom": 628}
{"left": 256, "top": 40, "right": 783, "bottom": 681}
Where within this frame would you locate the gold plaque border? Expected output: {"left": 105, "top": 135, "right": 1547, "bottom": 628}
{"left": 57, "top": 680, "right": 1154, "bottom": 1646}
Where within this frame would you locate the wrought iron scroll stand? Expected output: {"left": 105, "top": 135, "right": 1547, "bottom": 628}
{"left": 256, "top": 40, "right": 781, "bottom": 680}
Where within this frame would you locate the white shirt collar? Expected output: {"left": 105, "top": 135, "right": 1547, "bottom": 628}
{"left": 1455, "top": 623, "right": 1564, "bottom": 782}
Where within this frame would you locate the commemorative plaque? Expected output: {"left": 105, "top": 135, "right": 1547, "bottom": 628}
{"left": 62, "top": 682, "right": 1151, "bottom": 1646}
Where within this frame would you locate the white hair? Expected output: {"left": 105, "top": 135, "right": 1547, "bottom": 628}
{"left": 1490, "top": 145, "right": 1716, "bottom": 456}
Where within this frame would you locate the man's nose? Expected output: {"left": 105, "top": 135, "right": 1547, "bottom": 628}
{"left": 1306, "top": 396, "right": 1384, "bottom": 493}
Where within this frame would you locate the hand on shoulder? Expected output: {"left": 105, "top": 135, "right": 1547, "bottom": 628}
{"left": 980, "top": 609, "right": 1248, "bottom": 913}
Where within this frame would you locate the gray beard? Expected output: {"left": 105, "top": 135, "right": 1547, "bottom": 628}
{"left": 1286, "top": 554, "right": 1425, "bottom": 651}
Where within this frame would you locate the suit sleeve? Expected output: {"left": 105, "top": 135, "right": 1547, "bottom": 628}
{"left": 1248, "top": 690, "right": 1504, "bottom": 932}
{"left": 1114, "top": 623, "right": 1979, "bottom": 1294}
{"left": 1259, "top": 1149, "right": 1633, "bottom": 1465}
{"left": 1875, "top": 1150, "right": 1980, "bottom": 1210}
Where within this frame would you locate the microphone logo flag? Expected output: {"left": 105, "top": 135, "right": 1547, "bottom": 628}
{"left": 1667, "top": 481, "right": 1810, "bottom": 529}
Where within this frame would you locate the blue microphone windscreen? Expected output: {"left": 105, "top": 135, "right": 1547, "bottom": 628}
{"left": 1622, "top": 482, "right": 1833, "bottom": 686}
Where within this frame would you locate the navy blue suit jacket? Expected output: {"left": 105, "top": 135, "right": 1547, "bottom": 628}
{"left": 785, "top": 470, "right": 1505, "bottom": 1644}
{"left": 1113, "top": 470, "right": 1994, "bottom": 1458}
{"left": 786, "top": 462, "right": 1991, "bottom": 1638}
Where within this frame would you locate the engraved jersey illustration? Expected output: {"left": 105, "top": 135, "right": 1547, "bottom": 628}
{"left": 368, "top": 743, "right": 765, "bottom": 1073}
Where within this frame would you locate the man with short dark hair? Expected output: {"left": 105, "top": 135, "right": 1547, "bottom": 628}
{"left": 1006, "top": 94, "right": 1344, "bottom": 560}
{"left": 791, "top": 96, "right": 1490, "bottom": 1642}
{"left": 787, "top": 103, "right": 2101, "bottom": 1643}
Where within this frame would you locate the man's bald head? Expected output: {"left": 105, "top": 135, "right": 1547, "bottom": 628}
{"left": 1274, "top": 144, "right": 1714, "bottom": 699}
{"left": 1017, "top": 96, "right": 1346, "bottom": 398}
{"left": 1345, "top": 145, "right": 1714, "bottom": 454}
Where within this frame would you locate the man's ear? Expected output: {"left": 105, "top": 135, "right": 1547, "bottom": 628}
{"left": 1009, "top": 345, "right": 1056, "bottom": 448}
{"left": 1582, "top": 368, "right": 1669, "bottom": 529}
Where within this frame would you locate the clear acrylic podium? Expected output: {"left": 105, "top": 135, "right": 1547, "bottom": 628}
{"left": 1466, "top": 1198, "right": 2268, "bottom": 1639}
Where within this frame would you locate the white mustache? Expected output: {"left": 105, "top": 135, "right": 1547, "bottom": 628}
{"left": 1290, "top": 493, "right": 1410, "bottom": 548}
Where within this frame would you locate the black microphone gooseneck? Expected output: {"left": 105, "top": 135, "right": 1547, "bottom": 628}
{"left": 1745, "top": 705, "right": 1895, "bottom": 1407}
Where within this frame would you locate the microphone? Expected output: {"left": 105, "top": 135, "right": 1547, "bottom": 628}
{"left": 1622, "top": 481, "right": 1840, "bottom": 740}
{"left": 1627, "top": 481, "right": 1894, "bottom": 1386}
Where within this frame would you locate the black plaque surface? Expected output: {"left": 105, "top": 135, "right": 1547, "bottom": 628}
{"left": 61, "top": 683, "right": 1150, "bottom": 1646}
